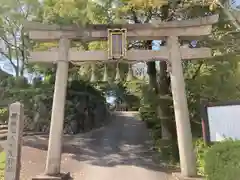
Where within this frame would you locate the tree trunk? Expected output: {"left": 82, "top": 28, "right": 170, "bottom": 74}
{"left": 156, "top": 4, "right": 179, "bottom": 160}
{"left": 150, "top": 4, "right": 177, "bottom": 141}
{"left": 147, "top": 61, "right": 157, "bottom": 91}
{"left": 130, "top": 5, "right": 178, "bottom": 158}
{"left": 145, "top": 40, "right": 173, "bottom": 140}
{"left": 157, "top": 61, "right": 173, "bottom": 139}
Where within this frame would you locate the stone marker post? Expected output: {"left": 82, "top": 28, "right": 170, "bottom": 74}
{"left": 4, "top": 102, "right": 24, "bottom": 180}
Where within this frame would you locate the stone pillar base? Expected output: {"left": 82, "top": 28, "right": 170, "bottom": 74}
{"left": 32, "top": 173, "right": 71, "bottom": 180}
{"left": 172, "top": 173, "right": 204, "bottom": 180}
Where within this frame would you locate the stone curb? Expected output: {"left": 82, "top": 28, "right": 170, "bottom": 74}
{"left": 172, "top": 173, "right": 204, "bottom": 180}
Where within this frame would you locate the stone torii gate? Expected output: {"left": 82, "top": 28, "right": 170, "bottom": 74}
{"left": 24, "top": 14, "right": 218, "bottom": 180}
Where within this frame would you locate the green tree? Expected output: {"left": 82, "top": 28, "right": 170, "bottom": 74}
{"left": 0, "top": 0, "right": 40, "bottom": 77}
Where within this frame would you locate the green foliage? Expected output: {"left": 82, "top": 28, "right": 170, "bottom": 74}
{"left": 0, "top": 108, "right": 8, "bottom": 124}
{"left": 139, "top": 84, "right": 159, "bottom": 130}
{"left": 154, "top": 139, "right": 179, "bottom": 165}
{"left": 204, "top": 140, "right": 240, "bottom": 180}
{"left": 98, "top": 81, "right": 141, "bottom": 111}
{"left": 42, "top": 0, "right": 88, "bottom": 25}
{"left": 194, "top": 138, "right": 209, "bottom": 176}
{"left": 121, "top": 0, "right": 168, "bottom": 8}
{"left": 139, "top": 84, "right": 178, "bottom": 163}
{"left": 139, "top": 105, "right": 158, "bottom": 128}
{"left": 0, "top": 0, "right": 41, "bottom": 76}
{"left": 0, "top": 151, "right": 5, "bottom": 180}
{"left": 0, "top": 74, "right": 108, "bottom": 132}
{"left": 0, "top": 152, "right": 5, "bottom": 169}
{"left": 185, "top": 55, "right": 240, "bottom": 136}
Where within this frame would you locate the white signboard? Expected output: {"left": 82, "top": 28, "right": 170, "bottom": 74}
{"left": 207, "top": 104, "right": 240, "bottom": 141}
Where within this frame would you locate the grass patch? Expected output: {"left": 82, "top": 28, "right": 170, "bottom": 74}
{"left": 0, "top": 151, "right": 6, "bottom": 180}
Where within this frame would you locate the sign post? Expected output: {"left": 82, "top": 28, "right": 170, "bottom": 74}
{"left": 4, "top": 102, "right": 24, "bottom": 180}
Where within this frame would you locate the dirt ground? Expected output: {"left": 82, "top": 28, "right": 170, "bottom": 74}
{"left": 5, "top": 112, "right": 176, "bottom": 180}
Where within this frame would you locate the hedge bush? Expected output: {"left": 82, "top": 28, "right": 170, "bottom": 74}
{"left": 0, "top": 108, "right": 8, "bottom": 124}
{"left": 194, "top": 138, "right": 209, "bottom": 176}
{"left": 0, "top": 151, "right": 5, "bottom": 180}
{"left": 204, "top": 140, "right": 240, "bottom": 180}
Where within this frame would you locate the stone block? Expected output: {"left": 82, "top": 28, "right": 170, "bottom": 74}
{"left": 172, "top": 172, "right": 204, "bottom": 180}
{"left": 32, "top": 173, "right": 72, "bottom": 180}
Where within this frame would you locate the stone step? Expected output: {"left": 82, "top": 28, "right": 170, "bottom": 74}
{"left": 0, "top": 131, "right": 48, "bottom": 142}
{"left": 0, "top": 134, "right": 7, "bottom": 141}
{"left": 0, "top": 129, "right": 8, "bottom": 134}
{"left": 0, "top": 124, "right": 8, "bottom": 141}
{"left": 0, "top": 124, "right": 8, "bottom": 130}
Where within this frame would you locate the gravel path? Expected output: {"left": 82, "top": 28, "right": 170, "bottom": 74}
{"left": 15, "top": 112, "right": 174, "bottom": 180}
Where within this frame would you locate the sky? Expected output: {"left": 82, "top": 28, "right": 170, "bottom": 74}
{"left": 0, "top": 56, "right": 39, "bottom": 83}
{"left": 232, "top": 0, "right": 240, "bottom": 8}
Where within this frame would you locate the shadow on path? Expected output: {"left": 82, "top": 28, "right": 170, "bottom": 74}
{"left": 23, "top": 112, "right": 178, "bottom": 175}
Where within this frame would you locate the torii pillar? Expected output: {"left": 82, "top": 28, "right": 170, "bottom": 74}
{"left": 36, "top": 37, "right": 70, "bottom": 179}
{"left": 168, "top": 36, "right": 196, "bottom": 177}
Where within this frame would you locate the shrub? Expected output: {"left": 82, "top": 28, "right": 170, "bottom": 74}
{"left": 204, "top": 140, "right": 240, "bottom": 180}
{"left": 194, "top": 138, "right": 209, "bottom": 176}
{"left": 0, "top": 108, "right": 8, "bottom": 124}
{"left": 139, "top": 106, "right": 158, "bottom": 128}
{"left": 0, "top": 151, "right": 5, "bottom": 180}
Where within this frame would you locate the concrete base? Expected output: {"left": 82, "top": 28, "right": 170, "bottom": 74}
{"left": 172, "top": 173, "right": 204, "bottom": 180}
{"left": 32, "top": 173, "right": 72, "bottom": 180}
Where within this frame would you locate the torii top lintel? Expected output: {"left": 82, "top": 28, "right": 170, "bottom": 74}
{"left": 23, "top": 14, "right": 219, "bottom": 41}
